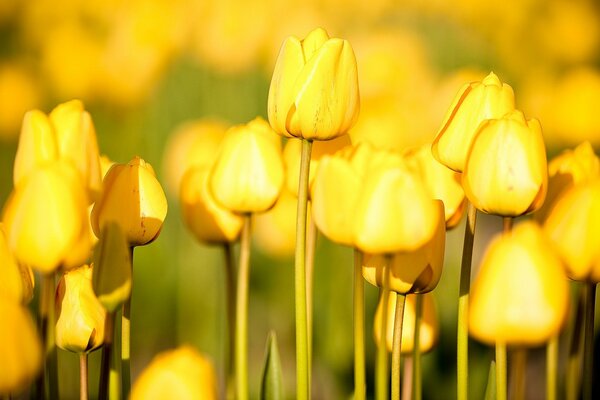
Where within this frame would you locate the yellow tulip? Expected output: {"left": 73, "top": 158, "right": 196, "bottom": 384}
{"left": 0, "top": 63, "right": 40, "bottom": 141}
{"left": 209, "top": 117, "right": 284, "bottom": 214}
{"left": 544, "top": 179, "right": 600, "bottom": 282}
{"left": 268, "top": 27, "right": 360, "bottom": 140}
{"left": 373, "top": 293, "right": 439, "bottom": 354}
{"left": 432, "top": 72, "right": 515, "bottom": 172}
{"left": 180, "top": 166, "right": 244, "bottom": 244}
{"left": 56, "top": 264, "right": 106, "bottom": 353}
{"left": 253, "top": 189, "right": 299, "bottom": 258}
{"left": 0, "top": 298, "right": 42, "bottom": 395}
{"left": 130, "top": 346, "right": 218, "bottom": 400}
{"left": 0, "top": 224, "right": 34, "bottom": 304}
{"left": 469, "top": 222, "right": 569, "bottom": 346}
{"left": 99, "top": 155, "right": 115, "bottom": 179}
{"left": 462, "top": 110, "right": 547, "bottom": 217}
{"left": 362, "top": 201, "right": 445, "bottom": 294}
{"left": 2, "top": 160, "right": 90, "bottom": 273}
{"left": 404, "top": 145, "right": 466, "bottom": 229}
{"left": 91, "top": 156, "right": 168, "bottom": 247}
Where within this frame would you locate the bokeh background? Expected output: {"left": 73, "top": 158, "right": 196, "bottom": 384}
{"left": 1, "top": 0, "right": 600, "bottom": 398}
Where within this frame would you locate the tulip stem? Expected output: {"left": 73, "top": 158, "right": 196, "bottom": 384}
{"left": 458, "top": 202, "right": 477, "bottom": 400}
{"left": 99, "top": 312, "right": 116, "bottom": 400}
{"left": 36, "top": 273, "right": 59, "bottom": 400}
{"left": 306, "top": 214, "right": 317, "bottom": 392}
{"left": 121, "top": 247, "right": 133, "bottom": 400}
{"left": 392, "top": 293, "right": 407, "bottom": 400}
{"left": 353, "top": 249, "right": 366, "bottom": 400}
{"left": 295, "top": 139, "right": 313, "bottom": 400}
{"left": 236, "top": 214, "right": 252, "bottom": 400}
{"left": 496, "top": 342, "right": 507, "bottom": 400}
{"left": 547, "top": 335, "right": 558, "bottom": 400}
{"left": 376, "top": 264, "right": 392, "bottom": 400}
{"left": 583, "top": 282, "right": 596, "bottom": 400}
{"left": 80, "top": 353, "right": 89, "bottom": 400}
{"left": 567, "top": 287, "right": 585, "bottom": 400}
{"left": 511, "top": 348, "right": 526, "bottom": 400}
{"left": 224, "top": 242, "right": 236, "bottom": 400}
{"left": 412, "top": 294, "right": 423, "bottom": 400}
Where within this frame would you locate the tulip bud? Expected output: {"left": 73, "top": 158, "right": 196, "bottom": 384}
{"left": 209, "top": 117, "right": 285, "bottom": 213}
{"left": 91, "top": 157, "right": 168, "bottom": 247}
{"left": 0, "top": 298, "right": 42, "bottom": 395}
{"left": 130, "top": 346, "right": 218, "bottom": 400}
{"left": 56, "top": 264, "right": 106, "bottom": 353}
{"left": 253, "top": 189, "right": 299, "bottom": 258}
{"left": 462, "top": 110, "right": 548, "bottom": 217}
{"left": 432, "top": 72, "right": 515, "bottom": 172}
{"left": 0, "top": 224, "right": 34, "bottom": 304}
{"left": 544, "top": 179, "right": 600, "bottom": 282}
{"left": 2, "top": 160, "right": 90, "bottom": 273}
{"left": 374, "top": 293, "right": 439, "bottom": 354}
{"left": 469, "top": 222, "right": 569, "bottom": 346}
{"left": 268, "top": 27, "right": 360, "bottom": 140}
{"left": 180, "top": 166, "right": 244, "bottom": 244}
{"left": 362, "top": 201, "right": 445, "bottom": 294}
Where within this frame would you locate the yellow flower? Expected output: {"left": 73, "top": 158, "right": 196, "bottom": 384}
{"left": 0, "top": 63, "right": 40, "bottom": 141}
{"left": 0, "top": 224, "right": 34, "bottom": 305}
{"left": 253, "top": 189, "right": 299, "bottom": 258}
{"left": 56, "top": 264, "right": 106, "bottom": 353}
{"left": 130, "top": 346, "right": 218, "bottom": 400}
{"left": 268, "top": 27, "right": 360, "bottom": 140}
{"left": 404, "top": 145, "right": 466, "bottom": 229}
{"left": 0, "top": 298, "right": 42, "bottom": 395}
{"left": 544, "top": 179, "right": 600, "bottom": 282}
{"left": 432, "top": 72, "right": 515, "bottom": 172}
{"left": 362, "top": 200, "right": 445, "bottom": 294}
{"left": 91, "top": 157, "right": 168, "bottom": 247}
{"left": 209, "top": 117, "right": 284, "bottom": 214}
{"left": 462, "top": 110, "right": 547, "bottom": 217}
{"left": 469, "top": 222, "right": 569, "bottom": 346}
{"left": 373, "top": 292, "right": 439, "bottom": 354}
{"left": 180, "top": 166, "right": 244, "bottom": 244}
{"left": 2, "top": 161, "right": 90, "bottom": 273}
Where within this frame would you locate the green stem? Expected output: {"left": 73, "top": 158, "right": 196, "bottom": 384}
{"left": 295, "top": 139, "right": 312, "bottom": 400}
{"left": 458, "top": 202, "right": 477, "bottom": 400}
{"left": 353, "top": 249, "right": 366, "bottom": 400}
{"left": 511, "top": 349, "right": 526, "bottom": 400}
{"left": 306, "top": 214, "right": 317, "bottom": 392}
{"left": 392, "top": 293, "right": 407, "bottom": 400}
{"left": 567, "top": 286, "right": 585, "bottom": 400}
{"left": 235, "top": 215, "right": 252, "bottom": 400}
{"left": 36, "top": 273, "right": 58, "bottom": 400}
{"left": 121, "top": 247, "right": 133, "bottom": 400}
{"left": 224, "top": 242, "right": 236, "bottom": 400}
{"left": 80, "top": 353, "right": 88, "bottom": 400}
{"left": 376, "top": 264, "right": 391, "bottom": 400}
{"left": 98, "top": 312, "right": 116, "bottom": 400}
{"left": 583, "top": 282, "right": 596, "bottom": 400}
{"left": 412, "top": 295, "right": 423, "bottom": 400}
{"left": 547, "top": 335, "right": 558, "bottom": 400}
{"left": 496, "top": 342, "right": 507, "bottom": 400}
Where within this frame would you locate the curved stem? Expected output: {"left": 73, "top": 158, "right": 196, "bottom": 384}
{"left": 80, "top": 353, "right": 88, "bottom": 400}
{"left": 458, "top": 202, "right": 477, "bottom": 400}
{"left": 235, "top": 215, "right": 252, "bottom": 400}
{"left": 412, "top": 294, "right": 423, "bottom": 400}
{"left": 547, "top": 335, "right": 558, "bottom": 400}
{"left": 391, "top": 293, "right": 407, "bottom": 400}
{"left": 295, "top": 139, "right": 312, "bottom": 400}
{"left": 496, "top": 342, "right": 507, "bottom": 400}
{"left": 353, "top": 249, "right": 366, "bottom": 400}
{"left": 583, "top": 282, "right": 596, "bottom": 400}
{"left": 224, "top": 242, "right": 236, "bottom": 399}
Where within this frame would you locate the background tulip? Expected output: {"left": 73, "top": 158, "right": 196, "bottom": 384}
{"left": 0, "top": 224, "right": 34, "bottom": 304}
{"left": 253, "top": 189, "right": 299, "bottom": 258}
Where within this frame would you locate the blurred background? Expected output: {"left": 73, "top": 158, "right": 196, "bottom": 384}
{"left": 1, "top": 0, "right": 599, "bottom": 398}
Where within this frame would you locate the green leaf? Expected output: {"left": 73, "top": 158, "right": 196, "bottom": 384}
{"left": 484, "top": 360, "right": 496, "bottom": 400}
{"left": 260, "top": 330, "right": 284, "bottom": 400}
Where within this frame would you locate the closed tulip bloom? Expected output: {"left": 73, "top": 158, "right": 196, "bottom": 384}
{"left": 462, "top": 110, "right": 548, "bottom": 217}
{"left": 2, "top": 160, "right": 90, "bottom": 273}
{"left": 253, "top": 189, "right": 299, "bottom": 258}
{"left": 130, "top": 346, "right": 218, "bottom": 400}
{"left": 432, "top": 72, "right": 515, "bottom": 172}
{"left": 544, "top": 179, "right": 600, "bottom": 282}
{"left": 56, "top": 264, "right": 106, "bottom": 353}
{"left": 374, "top": 293, "right": 439, "bottom": 354}
{"left": 91, "top": 157, "right": 168, "bottom": 247}
{"left": 0, "top": 298, "right": 42, "bottom": 395}
{"left": 469, "top": 222, "right": 569, "bottom": 346}
{"left": 180, "top": 166, "right": 244, "bottom": 244}
{"left": 209, "top": 117, "right": 284, "bottom": 213}
{"left": 268, "top": 27, "right": 360, "bottom": 140}
{"left": 0, "top": 224, "right": 34, "bottom": 304}
{"left": 362, "top": 201, "right": 445, "bottom": 294}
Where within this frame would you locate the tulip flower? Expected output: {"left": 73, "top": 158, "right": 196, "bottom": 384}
{"left": 268, "top": 27, "right": 360, "bottom": 140}
{"left": 462, "top": 110, "right": 548, "bottom": 217}
{"left": 544, "top": 179, "right": 600, "bottom": 282}
{"left": 253, "top": 189, "right": 299, "bottom": 258}
{"left": 180, "top": 166, "right": 244, "bottom": 244}
{"left": 130, "top": 346, "right": 218, "bottom": 400}
{"left": 55, "top": 264, "right": 106, "bottom": 353}
{"left": 469, "top": 222, "right": 569, "bottom": 346}
{"left": 0, "top": 224, "right": 34, "bottom": 304}
{"left": 91, "top": 156, "right": 168, "bottom": 247}
{"left": 0, "top": 298, "right": 42, "bottom": 395}
{"left": 209, "top": 117, "right": 284, "bottom": 214}
{"left": 374, "top": 292, "right": 439, "bottom": 354}
{"left": 432, "top": 72, "right": 515, "bottom": 172}
{"left": 2, "top": 160, "right": 90, "bottom": 273}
